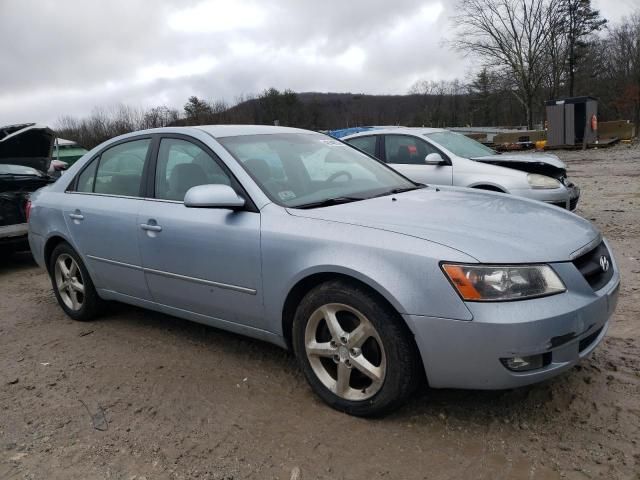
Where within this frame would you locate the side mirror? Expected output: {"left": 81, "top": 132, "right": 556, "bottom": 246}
{"left": 424, "top": 153, "right": 446, "bottom": 166}
{"left": 184, "top": 184, "right": 245, "bottom": 209}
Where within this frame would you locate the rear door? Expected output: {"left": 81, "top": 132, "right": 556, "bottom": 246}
{"left": 382, "top": 134, "right": 453, "bottom": 185}
{"left": 63, "top": 137, "right": 153, "bottom": 300}
{"left": 137, "top": 135, "right": 264, "bottom": 328}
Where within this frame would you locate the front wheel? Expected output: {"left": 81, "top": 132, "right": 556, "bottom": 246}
{"left": 49, "top": 242, "right": 103, "bottom": 321}
{"left": 292, "top": 280, "right": 422, "bottom": 416}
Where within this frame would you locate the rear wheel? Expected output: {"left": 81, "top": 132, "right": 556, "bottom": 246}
{"left": 49, "top": 242, "right": 103, "bottom": 321}
{"left": 292, "top": 280, "right": 422, "bottom": 416}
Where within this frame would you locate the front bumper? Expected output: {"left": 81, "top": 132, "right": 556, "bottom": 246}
{"left": 404, "top": 262, "right": 619, "bottom": 390}
{"left": 0, "top": 223, "right": 29, "bottom": 250}
{"left": 0, "top": 222, "right": 28, "bottom": 239}
{"left": 509, "top": 181, "right": 580, "bottom": 211}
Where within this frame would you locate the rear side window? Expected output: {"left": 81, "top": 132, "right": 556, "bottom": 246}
{"left": 347, "top": 136, "right": 377, "bottom": 157}
{"left": 155, "top": 138, "right": 232, "bottom": 201}
{"left": 93, "top": 139, "right": 150, "bottom": 197}
{"left": 76, "top": 159, "right": 98, "bottom": 193}
{"left": 384, "top": 135, "right": 438, "bottom": 165}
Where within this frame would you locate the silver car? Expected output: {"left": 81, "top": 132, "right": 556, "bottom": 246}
{"left": 343, "top": 128, "right": 580, "bottom": 210}
{"left": 28, "top": 125, "right": 619, "bottom": 416}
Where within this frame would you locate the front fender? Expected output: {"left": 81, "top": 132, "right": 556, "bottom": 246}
{"left": 259, "top": 205, "right": 474, "bottom": 337}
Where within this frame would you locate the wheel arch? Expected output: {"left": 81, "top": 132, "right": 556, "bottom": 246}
{"left": 281, "top": 271, "right": 407, "bottom": 351}
{"left": 43, "top": 234, "right": 72, "bottom": 273}
{"left": 469, "top": 183, "right": 507, "bottom": 193}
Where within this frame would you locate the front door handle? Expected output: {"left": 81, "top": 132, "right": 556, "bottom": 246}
{"left": 140, "top": 223, "right": 162, "bottom": 232}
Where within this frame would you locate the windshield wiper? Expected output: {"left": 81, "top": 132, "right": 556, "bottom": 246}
{"left": 293, "top": 196, "right": 365, "bottom": 209}
{"left": 372, "top": 185, "right": 425, "bottom": 198}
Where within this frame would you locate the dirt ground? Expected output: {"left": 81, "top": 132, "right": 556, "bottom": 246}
{"left": 1, "top": 144, "right": 639, "bottom": 480}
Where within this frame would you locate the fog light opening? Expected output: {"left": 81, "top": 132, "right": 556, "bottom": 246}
{"left": 501, "top": 353, "right": 550, "bottom": 372}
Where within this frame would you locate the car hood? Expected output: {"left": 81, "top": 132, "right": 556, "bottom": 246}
{"left": 0, "top": 123, "right": 55, "bottom": 173}
{"left": 287, "top": 187, "right": 598, "bottom": 263}
{"left": 470, "top": 153, "right": 567, "bottom": 180}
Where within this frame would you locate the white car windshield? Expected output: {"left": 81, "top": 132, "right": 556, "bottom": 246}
{"left": 219, "top": 133, "right": 419, "bottom": 208}
{"left": 425, "top": 131, "right": 496, "bottom": 158}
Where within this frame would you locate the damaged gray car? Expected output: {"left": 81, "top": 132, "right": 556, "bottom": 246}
{"left": 344, "top": 128, "right": 580, "bottom": 210}
{"left": 1, "top": 124, "right": 55, "bottom": 252}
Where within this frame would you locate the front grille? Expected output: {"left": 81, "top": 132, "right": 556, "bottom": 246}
{"left": 572, "top": 242, "right": 614, "bottom": 291}
{"left": 549, "top": 201, "right": 567, "bottom": 209}
{"left": 579, "top": 327, "right": 603, "bottom": 352}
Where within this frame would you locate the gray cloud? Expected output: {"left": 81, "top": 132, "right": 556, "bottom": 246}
{"left": 0, "top": 0, "right": 634, "bottom": 126}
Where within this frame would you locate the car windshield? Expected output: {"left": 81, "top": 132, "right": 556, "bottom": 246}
{"left": 0, "top": 163, "right": 43, "bottom": 176}
{"left": 425, "top": 131, "right": 495, "bottom": 158}
{"left": 218, "top": 133, "right": 419, "bottom": 208}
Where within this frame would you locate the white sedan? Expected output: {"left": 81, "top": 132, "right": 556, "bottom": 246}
{"left": 343, "top": 128, "right": 580, "bottom": 210}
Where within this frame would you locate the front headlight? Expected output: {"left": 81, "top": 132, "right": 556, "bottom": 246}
{"left": 527, "top": 173, "right": 561, "bottom": 189}
{"left": 441, "top": 264, "right": 566, "bottom": 301}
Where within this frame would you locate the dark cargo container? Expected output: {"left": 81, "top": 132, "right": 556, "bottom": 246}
{"left": 546, "top": 97, "right": 598, "bottom": 147}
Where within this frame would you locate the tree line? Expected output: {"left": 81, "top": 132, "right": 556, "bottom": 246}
{"left": 451, "top": 0, "right": 639, "bottom": 129}
{"left": 57, "top": 1, "right": 639, "bottom": 148}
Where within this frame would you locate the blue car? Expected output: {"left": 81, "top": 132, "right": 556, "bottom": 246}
{"left": 28, "top": 125, "right": 620, "bottom": 416}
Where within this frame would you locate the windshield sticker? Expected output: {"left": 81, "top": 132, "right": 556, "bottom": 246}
{"left": 319, "top": 139, "right": 346, "bottom": 147}
{"left": 278, "top": 190, "right": 297, "bottom": 201}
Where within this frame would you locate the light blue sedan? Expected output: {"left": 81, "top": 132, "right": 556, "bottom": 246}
{"left": 28, "top": 125, "right": 620, "bottom": 416}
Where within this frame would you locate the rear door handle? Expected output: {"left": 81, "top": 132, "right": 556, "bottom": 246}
{"left": 69, "top": 212, "right": 84, "bottom": 220}
{"left": 140, "top": 223, "right": 162, "bottom": 232}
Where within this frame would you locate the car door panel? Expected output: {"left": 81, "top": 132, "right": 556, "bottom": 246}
{"left": 64, "top": 194, "right": 149, "bottom": 299}
{"left": 138, "top": 202, "right": 262, "bottom": 325}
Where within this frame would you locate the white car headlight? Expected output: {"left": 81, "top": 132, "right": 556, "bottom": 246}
{"left": 527, "top": 173, "right": 561, "bottom": 189}
{"left": 442, "top": 264, "right": 566, "bottom": 301}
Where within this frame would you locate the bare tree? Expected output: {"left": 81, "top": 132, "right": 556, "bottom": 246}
{"left": 452, "top": 0, "right": 559, "bottom": 128}
{"left": 142, "top": 106, "right": 180, "bottom": 129}
{"left": 603, "top": 12, "right": 640, "bottom": 131}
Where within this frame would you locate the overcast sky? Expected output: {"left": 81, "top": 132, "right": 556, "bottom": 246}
{"left": 0, "top": 0, "right": 636, "bottom": 126}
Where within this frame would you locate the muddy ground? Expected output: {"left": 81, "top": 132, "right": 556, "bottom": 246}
{"left": 1, "top": 144, "right": 639, "bottom": 480}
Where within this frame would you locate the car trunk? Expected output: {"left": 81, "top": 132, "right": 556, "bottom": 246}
{"left": 0, "top": 123, "right": 55, "bottom": 173}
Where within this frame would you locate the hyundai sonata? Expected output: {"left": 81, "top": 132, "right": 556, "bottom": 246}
{"left": 28, "top": 125, "right": 619, "bottom": 416}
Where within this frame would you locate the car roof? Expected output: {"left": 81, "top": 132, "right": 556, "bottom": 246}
{"left": 343, "top": 127, "right": 447, "bottom": 139}
{"left": 108, "top": 125, "right": 320, "bottom": 143}
{"left": 193, "top": 125, "right": 314, "bottom": 138}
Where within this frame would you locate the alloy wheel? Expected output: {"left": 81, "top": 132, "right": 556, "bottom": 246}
{"left": 54, "top": 253, "right": 85, "bottom": 311}
{"left": 304, "top": 303, "right": 386, "bottom": 401}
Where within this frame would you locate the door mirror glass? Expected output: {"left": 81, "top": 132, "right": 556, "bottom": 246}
{"left": 424, "top": 153, "right": 445, "bottom": 165}
{"left": 184, "top": 184, "right": 245, "bottom": 209}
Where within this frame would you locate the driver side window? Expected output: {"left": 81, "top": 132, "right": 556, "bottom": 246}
{"left": 155, "top": 138, "right": 232, "bottom": 201}
{"left": 384, "top": 135, "right": 438, "bottom": 165}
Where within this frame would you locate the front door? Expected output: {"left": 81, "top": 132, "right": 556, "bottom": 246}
{"left": 382, "top": 134, "right": 453, "bottom": 185}
{"left": 63, "top": 138, "right": 152, "bottom": 300}
{"left": 137, "top": 136, "right": 264, "bottom": 328}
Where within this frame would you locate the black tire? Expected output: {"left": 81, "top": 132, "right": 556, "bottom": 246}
{"left": 292, "top": 280, "right": 422, "bottom": 417}
{"left": 49, "top": 242, "right": 103, "bottom": 321}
